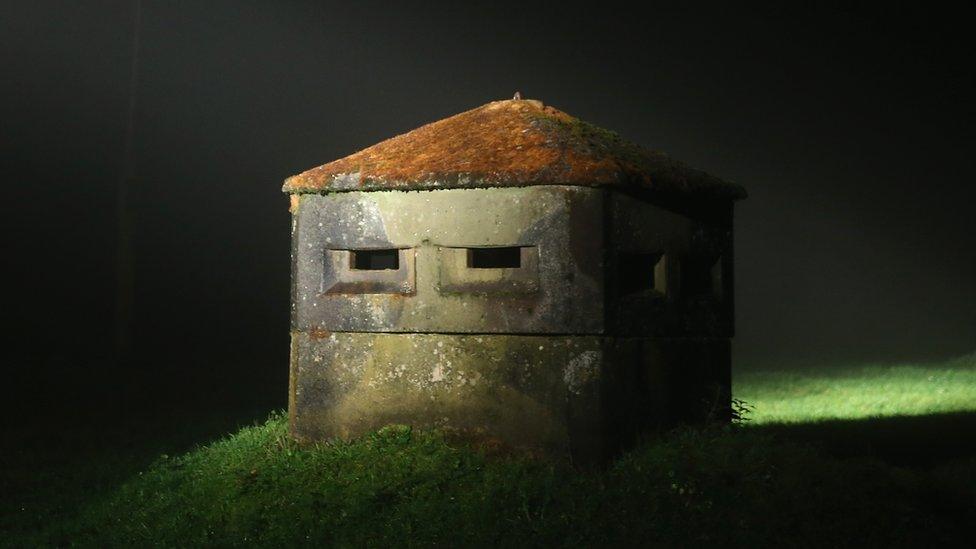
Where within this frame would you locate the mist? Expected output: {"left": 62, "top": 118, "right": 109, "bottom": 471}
{"left": 4, "top": 1, "right": 974, "bottom": 375}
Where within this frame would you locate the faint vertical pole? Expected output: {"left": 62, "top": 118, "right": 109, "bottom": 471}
{"left": 114, "top": 0, "right": 142, "bottom": 363}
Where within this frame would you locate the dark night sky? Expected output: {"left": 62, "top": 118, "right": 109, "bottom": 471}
{"left": 4, "top": 1, "right": 974, "bottom": 374}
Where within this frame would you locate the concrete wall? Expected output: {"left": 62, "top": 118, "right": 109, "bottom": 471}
{"left": 292, "top": 186, "right": 604, "bottom": 334}
{"left": 608, "top": 192, "right": 734, "bottom": 337}
{"left": 288, "top": 185, "right": 736, "bottom": 460}
{"left": 290, "top": 331, "right": 730, "bottom": 463}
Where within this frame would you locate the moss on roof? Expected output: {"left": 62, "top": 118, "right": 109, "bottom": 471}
{"left": 283, "top": 99, "right": 746, "bottom": 200}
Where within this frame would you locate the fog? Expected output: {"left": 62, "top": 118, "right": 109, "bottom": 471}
{"left": 4, "top": 2, "right": 974, "bottom": 374}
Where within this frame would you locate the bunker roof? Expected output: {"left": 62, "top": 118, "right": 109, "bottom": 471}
{"left": 283, "top": 99, "right": 746, "bottom": 200}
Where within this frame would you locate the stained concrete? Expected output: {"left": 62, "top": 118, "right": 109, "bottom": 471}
{"left": 290, "top": 331, "right": 730, "bottom": 463}
{"left": 292, "top": 186, "right": 605, "bottom": 334}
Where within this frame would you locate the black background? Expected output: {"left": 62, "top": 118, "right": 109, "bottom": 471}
{"left": 4, "top": 2, "right": 974, "bottom": 400}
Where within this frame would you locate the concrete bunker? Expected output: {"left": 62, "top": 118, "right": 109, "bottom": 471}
{"left": 283, "top": 98, "right": 747, "bottom": 462}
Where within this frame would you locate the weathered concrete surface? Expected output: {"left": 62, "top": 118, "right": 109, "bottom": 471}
{"left": 288, "top": 184, "right": 737, "bottom": 460}
{"left": 290, "top": 331, "right": 730, "bottom": 462}
{"left": 293, "top": 185, "right": 734, "bottom": 338}
{"left": 292, "top": 186, "right": 605, "bottom": 334}
{"left": 608, "top": 192, "right": 734, "bottom": 337}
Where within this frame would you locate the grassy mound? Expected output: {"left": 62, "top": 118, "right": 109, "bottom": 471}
{"left": 9, "top": 354, "right": 976, "bottom": 546}
{"left": 51, "top": 414, "right": 973, "bottom": 547}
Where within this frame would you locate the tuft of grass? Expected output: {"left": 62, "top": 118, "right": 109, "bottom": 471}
{"left": 734, "top": 353, "right": 976, "bottom": 424}
{"left": 30, "top": 413, "right": 972, "bottom": 547}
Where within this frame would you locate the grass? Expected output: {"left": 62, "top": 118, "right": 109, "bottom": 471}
{"left": 4, "top": 353, "right": 976, "bottom": 547}
{"left": 736, "top": 353, "right": 976, "bottom": 424}
{"left": 39, "top": 416, "right": 976, "bottom": 547}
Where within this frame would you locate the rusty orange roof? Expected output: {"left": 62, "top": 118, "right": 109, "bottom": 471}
{"left": 283, "top": 99, "right": 746, "bottom": 200}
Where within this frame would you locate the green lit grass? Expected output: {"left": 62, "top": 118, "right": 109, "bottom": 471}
{"left": 735, "top": 353, "right": 976, "bottom": 424}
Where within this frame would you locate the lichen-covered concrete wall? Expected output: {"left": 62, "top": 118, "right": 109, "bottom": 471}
{"left": 292, "top": 186, "right": 604, "bottom": 334}
{"left": 291, "top": 185, "right": 731, "bottom": 337}
{"left": 608, "top": 192, "right": 734, "bottom": 337}
{"left": 290, "top": 331, "right": 730, "bottom": 462}
{"left": 287, "top": 184, "right": 736, "bottom": 460}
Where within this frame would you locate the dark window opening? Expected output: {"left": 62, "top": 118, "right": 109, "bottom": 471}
{"left": 468, "top": 247, "right": 522, "bottom": 269}
{"left": 618, "top": 252, "right": 663, "bottom": 296}
{"left": 351, "top": 249, "right": 399, "bottom": 270}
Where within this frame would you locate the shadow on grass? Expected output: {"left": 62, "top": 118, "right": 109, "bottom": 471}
{"left": 0, "top": 358, "right": 285, "bottom": 541}
{"left": 751, "top": 411, "right": 976, "bottom": 467}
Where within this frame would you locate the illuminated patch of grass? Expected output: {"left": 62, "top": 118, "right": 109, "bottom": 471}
{"left": 734, "top": 353, "right": 976, "bottom": 424}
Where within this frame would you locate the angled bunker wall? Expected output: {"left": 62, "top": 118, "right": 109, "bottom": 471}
{"left": 287, "top": 185, "right": 736, "bottom": 461}
{"left": 608, "top": 192, "right": 735, "bottom": 339}
{"left": 290, "top": 332, "right": 730, "bottom": 463}
{"left": 291, "top": 186, "right": 605, "bottom": 334}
